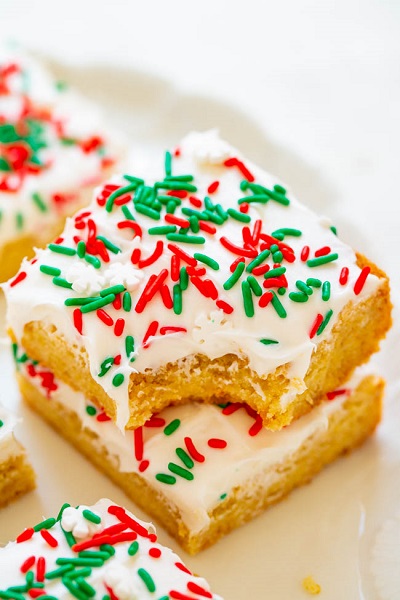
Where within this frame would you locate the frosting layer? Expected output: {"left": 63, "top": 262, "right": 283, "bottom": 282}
{"left": 5, "top": 130, "right": 381, "bottom": 428}
{"left": 0, "top": 497, "right": 223, "bottom": 598}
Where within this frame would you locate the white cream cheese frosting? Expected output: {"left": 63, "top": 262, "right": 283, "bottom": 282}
{"left": 0, "top": 46, "right": 123, "bottom": 247}
{"left": 18, "top": 352, "right": 359, "bottom": 535}
{"left": 5, "top": 130, "right": 381, "bottom": 428}
{"left": 0, "top": 497, "right": 223, "bottom": 599}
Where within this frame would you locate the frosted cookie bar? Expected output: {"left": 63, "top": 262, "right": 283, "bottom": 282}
{"left": 0, "top": 498, "right": 223, "bottom": 598}
{"left": 0, "top": 46, "right": 124, "bottom": 281}
{"left": 15, "top": 348, "right": 383, "bottom": 554}
{"left": 4, "top": 131, "right": 391, "bottom": 430}
{"left": 0, "top": 401, "right": 35, "bottom": 507}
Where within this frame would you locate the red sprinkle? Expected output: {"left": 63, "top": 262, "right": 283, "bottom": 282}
{"left": 175, "top": 562, "right": 192, "bottom": 575}
{"left": 20, "top": 555, "right": 35, "bottom": 573}
{"left": 169, "top": 592, "right": 195, "bottom": 600}
{"left": 187, "top": 581, "right": 213, "bottom": 598}
{"left": 72, "top": 531, "right": 138, "bottom": 552}
{"left": 198, "top": 220, "right": 217, "bottom": 234}
{"left": 139, "top": 460, "right": 150, "bottom": 472}
{"left": 189, "top": 195, "right": 203, "bottom": 208}
{"left": 258, "top": 291, "right": 274, "bottom": 307}
{"left": 138, "top": 240, "right": 164, "bottom": 268}
{"left": 113, "top": 354, "right": 122, "bottom": 366}
{"left": 73, "top": 308, "right": 83, "bottom": 335}
{"left": 220, "top": 237, "right": 258, "bottom": 258}
{"left": 40, "top": 529, "right": 58, "bottom": 548}
{"left": 165, "top": 214, "right": 190, "bottom": 228}
{"left": 114, "top": 318, "right": 125, "bottom": 337}
{"left": 314, "top": 246, "right": 331, "bottom": 257}
{"left": 216, "top": 299, "right": 234, "bottom": 314}
{"left": 10, "top": 271, "right": 27, "bottom": 287}
{"left": 327, "top": 389, "right": 348, "bottom": 400}
{"left": 224, "top": 157, "right": 255, "bottom": 182}
{"left": 17, "top": 528, "right": 34, "bottom": 543}
{"left": 309, "top": 313, "right": 324, "bottom": 339}
{"left": 142, "top": 320, "right": 159, "bottom": 348}
{"left": 96, "top": 309, "right": 114, "bottom": 326}
{"left": 28, "top": 589, "right": 46, "bottom": 598}
{"left": 230, "top": 257, "right": 246, "bottom": 272}
{"left": 107, "top": 504, "right": 151, "bottom": 538}
{"left": 149, "top": 547, "right": 162, "bottom": 558}
{"left": 252, "top": 263, "right": 270, "bottom": 276}
{"left": 97, "top": 412, "right": 111, "bottom": 422}
{"left": 353, "top": 266, "right": 371, "bottom": 295}
{"left": 160, "top": 284, "right": 173, "bottom": 309}
{"left": 339, "top": 266, "right": 349, "bottom": 285}
{"left": 131, "top": 247, "right": 141, "bottom": 264}
{"left": 145, "top": 416, "right": 166, "bottom": 428}
{"left": 208, "top": 438, "right": 227, "bottom": 449}
{"left": 135, "top": 270, "right": 168, "bottom": 313}
{"left": 160, "top": 326, "right": 187, "bottom": 335}
{"left": 248, "top": 414, "right": 263, "bottom": 437}
{"left": 184, "top": 436, "right": 205, "bottom": 463}
{"left": 167, "top": 189, "right": 187, "bottom": 199}
{"left": 134, "top": 427, "right": 144, "bottom": 461}
{"left": 239, "top": 202, "right": 249, "bottom": 213}
{"left": 117, "top": 220, "right": 142, "bottom": 238}
{"left": 171, "top": 254, "right": 181, "bottom": 282}
{"left": 113, "top": 293, "right": 122, "bottom": 310}
{"left": 301, "top": 245, "right": 310, "bottom": 261}
{"left": 36, "top": 556, "right": 45, "bottom": 582}
{"left": 207, "top": 180, "right": 219, "bottom": 194}
{"left": 167, "top": 244, "right": 197, "bottom": 266}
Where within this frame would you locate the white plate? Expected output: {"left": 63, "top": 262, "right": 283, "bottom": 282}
{"left": 0, "top": 61, "right": 399, "bottom": 600}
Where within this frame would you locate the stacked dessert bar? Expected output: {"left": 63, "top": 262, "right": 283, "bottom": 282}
{"left": 4, "top": 131, "right": 391, "bottom": 553}
{"left": 0, "top": 46, "right": 124, "bottom": 281}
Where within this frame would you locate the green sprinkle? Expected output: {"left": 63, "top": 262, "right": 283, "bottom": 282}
{"left": 296, "top": 280, "right": 313, "bottom": 295}
{"left": 0, "top": 156, "right": 11, "bottom": 171}
{"left": 138, "top": 568, "right": 156, "bottom": 593}
{"left": 307, "top": 253, "right": 339, "bottom": 267}
{"left": 105, "top": 183, "right": 138, "bottom": 212}
{"left": 84, "top": 254, "right": 101, "bottom": 269}
{"left": 168, "top": 462, "right": 194, "bottom": 480}
{"left": 272, "top": 250, "right": 284, "bottom": 263}
{"left": 98, "top": 357, "right": 115, "bottom": 377}
{"left": 52, "top": 277, "right": 73, "bottom": 289}
{"left": 66, "top": 567, "right": 92, "bottom": 580}
{"left": 77, "top": 240, "right": 86, "bottom": 258}
{"left": 61, "top": 526, "right": 76, "bottom": 548}
{"left": 40, "top": 265, "right": 61, "bottom": 277}
{"left": 164, "top": 174, "right": 194, "bottom": 182}
{"left": 330, "top": 225, "right": 337, "bottom": 235}
{"left": 121, "top": 205, "right": 136, "bottom": 221}
{"left": 123, "top": 291, "right": 132, "bottom": 312}
{"left": 227, "top": 207, "right": 251, "bottom": 223}
{"left": 241, "top": 280, "right": 255, "bottom": 317}
{"left": 173, "top": 284, "right": 183, "bottom": 315}
{"left": 57, "top": 557, "right": 103, "bottom": 567}
{"left": 179, "top": 267, "right": 189, "bottom": 290}
{"left": 317, "top": 309, "right": 334, "bottom": 335}
{"left": 123, "top": 174, "right": 145, "bottom": 185}
{"left": 246, "top": 249, "right": 270, "bottom": 272}
{"left": 289, "top": 291, "right": 309, "bottom": 303}
{"left": 164, "top": 419, "right": 181, "bottom": 436}
{"left": 16, "top": 212, "right": 24, "bottom": 230}
{"left": 46, "top": 565, "right": 74, "bottom": 580}
{"left": 148, "top": 225, "right": 176, "bottom": 235}
{"left": 86, "top": 405, "right": 97, "bottom": 416}
{"left": 271, "top": 291, "right": 287, "bottom": 318}
{"left": 128, "top": 541, "right": 139, "bottom": 556}
{"left": 135, "top": 204, "right": 161, "bottom": 220}
{"left": 82, "top": 509, "right": 101, "bottom": 524}
{"left": 247, "top": 275, "right": 263, "bottom": 297}
{"left": 166, "top": 233, "right": 205, "bottom": 245}
{"left": 193, "top": 253, "right": 219, "bottom": 270}
{"left": 74, "top": 579, "right": 95, "bottom": 597}
{"left": 125, "top": 335, "right": 135, "bottom": 361}
{"left": 64, "top": 297, "right": 98, "bottom": 306}
{"left": 155, "top": 181, "right": 197, "bottom": 192}
{"left": 278, "top": 287, "right": 286, "bottom": 295}
{"left": 32, "top": 192, "right": 47, "bottom": 212}
{"left": 260, "top": 338, "right": 279, "bottom": 345}
{"left": 306, "top": 278, "right": 322, "bottom": 288}
{"left": 238, "top": 193, "right": 270, "bottom": 204}
{"left": 264, "top": 266, "right": 286, "bottom": 279}
{"left": 322, "top": 281, "right": 331, "bottom": 301}
{"left": 100, "top": 284, "right": 125, "bottom": 297}
{"left": 80, "top": 294, "right": 116, "bottom": 313}
{"left": 223, "top": 261, "right": 245, "bottom": 290}
{"left": 165, "top": 150, "right": 172, "bottom": 177}
{"left": 155, "top": 473, "right": 176, "bottom": 485}
{"left": 33, "top": 517, "right": 56, "bottom": 532}
{"left": 60, "top": 579, "right": 87, "bottom": 600}
{"left": 176, "top": 447, "right": 194, "bottom": 469}
{"left": 99, "top": 544, "right": 115, "bottom": 556}
{"left": 220, "top": 493, "right": 227, "bottom": 500}
{"left": 96, "top": 235, "right": 121, "bottom": 254}
{"left": 78, "top": 551, "right": 110, "bottom": 561}
{"left": 112, "top": 373, "right": 124, "bottom": 387}
{"left": 189, "top": 215, "right": 200, "bottom": 233}
{"left": 0, "top": 592, "right": 26, "bottom": 599}
{"left": 56, "top": 503, "right": 71, "bottom": 521}
{"left": 0, "top": 420, "right": 3, "bottom": 428}
{"left": 271, "top": 227, "right": 301, "bottom": 237}
{"left": 48, "top": 244, "right": 76, "bottom": 256}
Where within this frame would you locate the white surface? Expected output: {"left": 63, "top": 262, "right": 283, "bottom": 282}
{"left": 0, "top": 3, "right": 399, "bottom": 598}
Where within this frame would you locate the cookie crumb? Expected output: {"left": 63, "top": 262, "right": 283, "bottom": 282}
{"left": 302, "top": 575, "right": 321, "bottom": 595}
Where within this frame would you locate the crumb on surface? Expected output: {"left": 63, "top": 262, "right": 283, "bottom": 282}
{"left": 302, "top": 575, "right": 321, "bottom": 595}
